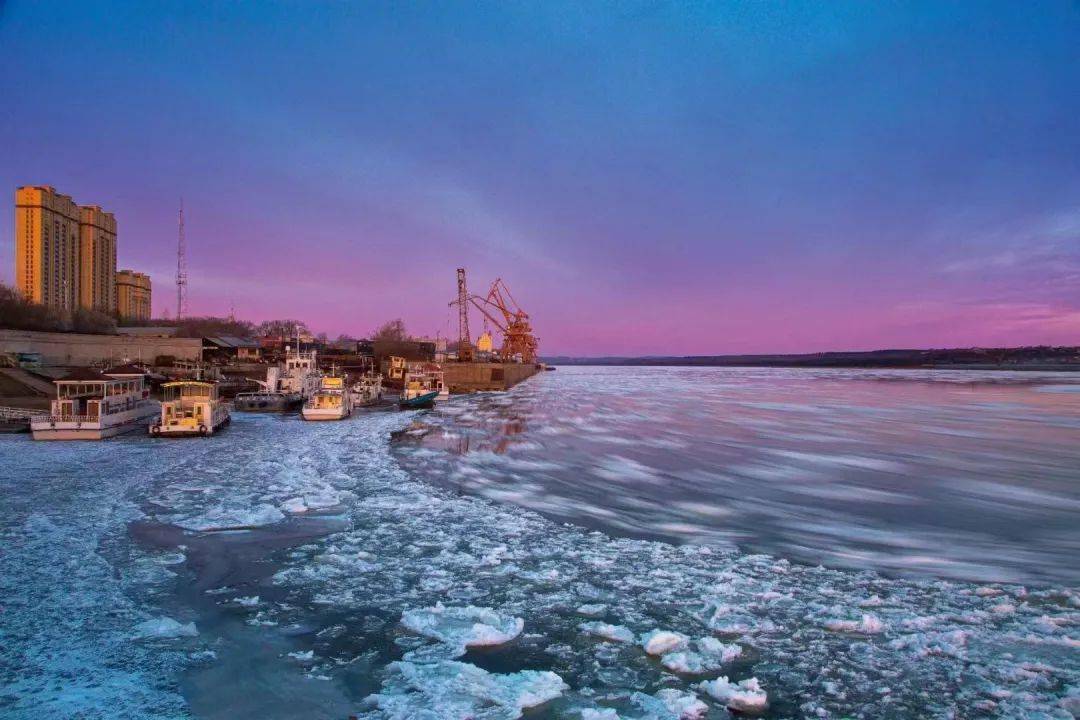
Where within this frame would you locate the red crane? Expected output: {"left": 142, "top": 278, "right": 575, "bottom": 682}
{"left": 449, "top": 271, "right": 539, "bottom": 363}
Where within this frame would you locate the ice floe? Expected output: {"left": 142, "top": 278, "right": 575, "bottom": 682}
{"left": 579, "top": 621, "right": 636, "bottom": 643}
{"left": 400, "top": 603, "right": 524, "bottom": 657}
{"left": 698, "top": 676, "right": 768, "bottom": 713}
{"left": 133, "top": 616, "right": 198, "bottom": 639}
{"left": 641, "top": 630, "right": 689, "bottom": 656}
{"left": 359, "top": 660, "right": 567, "bottom": 720}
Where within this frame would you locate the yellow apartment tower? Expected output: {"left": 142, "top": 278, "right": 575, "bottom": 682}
{"left": 115, "top": 269, "right": 152, "bottom": 320}
{"left": 79, "top": 205, "right": 117, "bottom": 313}
{"left": 15, "top": 186, "right": 81, "bottom": 310}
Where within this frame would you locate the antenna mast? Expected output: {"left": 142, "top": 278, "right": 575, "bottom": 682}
{"left": 176, "top": 199, "right": 188, "bottom": 319}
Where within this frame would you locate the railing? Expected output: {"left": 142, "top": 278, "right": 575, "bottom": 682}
{"left": 31, "top": 414, "right": 102, "bottom": 425}
{"left": 0, "top": 406, "right": 49, "bottom": 421}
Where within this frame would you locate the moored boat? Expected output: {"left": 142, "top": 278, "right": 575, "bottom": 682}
{"left": 349, "top": 373, "right": 384, "bottom": 407}
{"left": 233, "top": 366, "right": 303, "bottom": 412}
{"left": 302, "top": 372, "right": 352, "bottom": 421}
{"left": 31, "top": 367, "right": 159, "bottom": 440}
{"left": 399, "top": 365, "right": 440, "bottom": 409}
{"left": 151, "top": 381, "right": 231, "bottom": 437}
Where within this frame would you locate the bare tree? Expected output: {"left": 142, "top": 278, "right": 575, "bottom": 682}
{"left": 372, "top": 318, "right": 408, "bottom": 342}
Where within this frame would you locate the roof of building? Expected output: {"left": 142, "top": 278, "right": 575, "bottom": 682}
{"left": 58, "top": 368, "right": 108, "bottom": 382}
{"left": 204, "top": 336, "right": 259, "bottom": 349}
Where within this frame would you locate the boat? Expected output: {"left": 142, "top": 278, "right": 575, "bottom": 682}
{"left": 151, "top": 381, "right": 231, "bottom": 437}
{"left": 302, "top": 371, "right": 353, "bottom": 421}
{"left": 349, "top": 372, "right": 384, "bottom": 407}
{"left": 280, "top": 346, "right": 323, "bottom": 398}
{"left": 233, "top": 366, "right": 303, "bottom": 412}
{"left": 399, "top": 390, "right": 439, "bottom": 409}
{"left": 31, "top": 367, "right": 159, "bottom": 440}
{"left": 399, "top": 364, "right": 441, "bottom": 409}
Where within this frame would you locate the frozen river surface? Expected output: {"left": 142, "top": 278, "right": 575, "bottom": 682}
{"left": 1, "top": 367, "right": 1078, "bottom": 719}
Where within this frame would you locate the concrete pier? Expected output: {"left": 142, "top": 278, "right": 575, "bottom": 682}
{"left": 442, "top": 362, "right": 541, "bottom": 393}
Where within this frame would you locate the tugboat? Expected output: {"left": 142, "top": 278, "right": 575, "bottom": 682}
{"left": 31, "top": 367, "right": 159, "bottom": 440}
{"left": 302, "top": 371, "right": 353, "bottom": 421}
{"left": 233, "top": 346, "right": 321, "bottom": 412}
{"left": 151, "top": 381, "right": 231, "bottom": 437}
{"left": 233, "top": 366, "right": 302, "bottom": 412}
{"left": 349, "top": 372, "right": 384, "bottom": 408}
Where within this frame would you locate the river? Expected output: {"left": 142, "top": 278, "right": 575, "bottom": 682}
{"left": 1, "top": 366, "right": 1077, "bottom": 718}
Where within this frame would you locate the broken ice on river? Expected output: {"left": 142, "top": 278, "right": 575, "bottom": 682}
{"left": 1, "top": 367, "right": 1078, "bottom": 719}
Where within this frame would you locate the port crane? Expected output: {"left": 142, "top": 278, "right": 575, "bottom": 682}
{"left": 449, "top": 270, "right": 539, "bottom": 364}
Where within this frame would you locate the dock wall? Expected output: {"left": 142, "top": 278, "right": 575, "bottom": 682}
{"left": 0, "top": 329, "right": 202, "bottom": 367}
{"left": 442, "top": 362, "right": 541, "bottom": 393}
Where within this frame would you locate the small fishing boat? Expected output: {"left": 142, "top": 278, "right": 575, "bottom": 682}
{"left": 151, "top": 381, "right": 231, "bottom": 437}
{"left": 349, "top": 373, "right": 383, "bottom": 407}
{"left": 399, "top": 366, "right": 440, "bottom": 410}
{"left": 302, "top": 372, "right": 352, "bottom": 421}
{"left": 31, "top": 367, "right": 159, "bottom": 440}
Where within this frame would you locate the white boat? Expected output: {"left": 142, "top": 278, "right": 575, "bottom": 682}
{"left": 349, "top": 373, "right": 383, "bottom": 407}
{"left": 302, "top": 372, "right": 352, "bottom": 421}
{"left": 280, "top": 346, "right": 322, "bottom": 399}
{"left": 151, "top": 381, "right": 231, "bottom": 437}
{"left": 31, "top": 367, "right": 159, "bottom": 440}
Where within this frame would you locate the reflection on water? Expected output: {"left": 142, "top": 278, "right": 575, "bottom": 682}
{"left": 394, "top": 366, "right": 1080, "bottom": 585}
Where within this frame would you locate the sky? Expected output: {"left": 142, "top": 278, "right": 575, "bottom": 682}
{"left": 1, "top": 1, "right": 1078, "bottom": 356}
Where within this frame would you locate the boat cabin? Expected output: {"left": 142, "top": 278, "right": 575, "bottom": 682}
{"left": 155, "top": 381, "right": 230, "bottom": 436}
{"left": 51, "top": 368, "right": 148, "bottom": 421}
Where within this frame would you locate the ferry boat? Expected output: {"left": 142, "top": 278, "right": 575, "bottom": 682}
{"left": 349, "top": 373, "right": 384, "bottom": 407}
{"left": 151, "top": 381, "right": 231, "bottom": 437}
{"left": 302, "top": 372, "right": 353, "bottom": 421}
{"left": 31, "top": 367, "right": 159, "bottom": 440}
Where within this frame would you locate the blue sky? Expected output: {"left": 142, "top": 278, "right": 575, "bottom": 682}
{"left": 2, "top": 1, "right": 1078, "bottom": 353}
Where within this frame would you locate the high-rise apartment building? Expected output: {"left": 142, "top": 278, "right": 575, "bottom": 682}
{"left": 115, "top": 269, "right": 152, "bottom": 320}
{"left": 79, "top": 205, "right": 117, "bottom": 313}
{"left": 15, "top": 186, "right": 81, "bottom": 311}
{"left": 15, "top": 185, "right": 152, "bottom": 322}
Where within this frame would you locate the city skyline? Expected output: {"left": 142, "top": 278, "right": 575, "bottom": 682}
{"left": 2, "top": 2, "right": 1079, "bottom": 355}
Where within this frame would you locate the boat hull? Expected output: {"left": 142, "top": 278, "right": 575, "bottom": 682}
{"left": 153, "top": 413, "right": 231, "bottom": 437}
{"left": 399, "top": 391, "right": 439, "bottom": 410}
{"left": 301, "top": 408, "right": 351, "bottom": 421}
{"left": 32, "top": 413, "right": 156, "bottom": 441}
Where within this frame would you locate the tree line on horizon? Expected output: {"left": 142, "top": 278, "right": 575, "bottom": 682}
{"left": 0, "top": 283, "right": 415, "bottom": 344}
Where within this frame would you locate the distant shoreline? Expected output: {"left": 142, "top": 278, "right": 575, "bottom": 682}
{"left": 542, "top": 347, "right": 1080, "bottom": 371}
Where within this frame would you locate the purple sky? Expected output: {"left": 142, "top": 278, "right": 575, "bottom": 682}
{"left": 2, "top": 2, "right": 1078, "bottom": 355}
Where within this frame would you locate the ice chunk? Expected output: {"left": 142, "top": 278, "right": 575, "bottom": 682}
{"left": 173, "top": 503, "right": 285, "bottom": 531}
{"left": 661, "top": 636, "right": 742, "bottom": 673}
{"left": 581, "top": 709, "right": 621, "bottom": 720}
{"left": 698, "top": 676, "right": 768, "bottom": 714}
{"left": 361, "top": 660, "right": 567, "bottom": 719}
{"left": 133, "top": 617, "right": 198, "bottom": 639}
{"left": 579, "top": 621, "right": 635, "bottom": 643}
{"left": 631, "top": 689, "right": 709, "bottom": 718}
{"left": 824, "top": 613, "right": 886, "bottom": 634}
{"left": 641, "top": 629, "right": 689, "bottom": 655}
{"left": 577, "top": 603, "right": 608, "bottom": 617}
{"left": 400, "top": 603, "right": 523, "bottom": 657}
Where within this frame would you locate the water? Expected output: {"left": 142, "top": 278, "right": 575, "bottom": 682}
{"left": 0, "top": 367, "right": 1077, "bottom": 719}
{"left": 395, "top": 367, "right": 1080, "bottom": 586}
